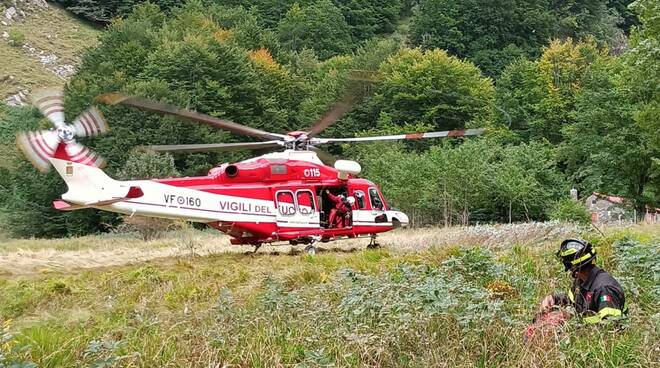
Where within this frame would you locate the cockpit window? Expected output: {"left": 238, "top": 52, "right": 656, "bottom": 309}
{"left": 369, "top": 188, "right": 384, "bottom": 210}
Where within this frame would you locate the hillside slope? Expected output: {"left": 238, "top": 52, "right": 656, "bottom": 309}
{"left": 0, "top": 1, "right": 99, "bottom": 104}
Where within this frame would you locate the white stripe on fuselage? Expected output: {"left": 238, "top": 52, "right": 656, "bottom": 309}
{"left": 105, "top": 180, "right": 278, "bottom": 223}
{"left": 51, "top": 158, "right": 278, "bottom": 223}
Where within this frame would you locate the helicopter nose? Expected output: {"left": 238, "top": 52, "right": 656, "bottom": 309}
{"left": 390, "top": 211, "right": 409, "bottom": 228}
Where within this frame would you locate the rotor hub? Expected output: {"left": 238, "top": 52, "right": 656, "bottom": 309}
{"left": 56, "top": 125, "right": 75, "bottom": 142}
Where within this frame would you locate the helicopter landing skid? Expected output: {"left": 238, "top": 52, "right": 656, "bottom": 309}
{"left": 303, "top": 236, "right": 321, "bottom": 255}
{"left": 244, "top": 243, "right": 263, "bottom": 255}
{"left": 366, "top": 234, "right": 380, "bottom": 249}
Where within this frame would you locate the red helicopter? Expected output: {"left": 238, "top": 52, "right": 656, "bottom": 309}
{"left": 17, "top": 89, "right": 483, "bottom": 253}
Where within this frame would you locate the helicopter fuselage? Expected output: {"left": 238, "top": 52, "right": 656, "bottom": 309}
{"left": 50, "top": 149, "right": 409, "bottom": 246}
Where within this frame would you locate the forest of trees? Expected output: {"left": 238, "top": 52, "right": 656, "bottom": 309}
{"left": 0, "top": 0, "right": 657, "bottom": 237}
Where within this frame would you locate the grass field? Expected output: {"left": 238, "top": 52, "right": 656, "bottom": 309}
{"left": 0, "top": 223, "right": 658, "bottom": 367}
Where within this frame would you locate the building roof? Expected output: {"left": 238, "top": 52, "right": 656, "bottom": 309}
{"left": 591, "top": 192, "right": 660, "bottom": 212}
{"left": 592, "top": 192, "right": 625, "bottom": 204}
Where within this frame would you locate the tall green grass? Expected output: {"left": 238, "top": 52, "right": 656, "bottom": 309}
{"left": 1, "top": 226, "right": 658, "bottom": 367}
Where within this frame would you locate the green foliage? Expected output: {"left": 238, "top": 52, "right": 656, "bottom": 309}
{"left": 115, "top": 150, "right": 180, "bottom": 180}
{"left": 608, "top": 0, "right": 639, "bottom": 32}
{"left": 1, "top": 321, "right": 37, "bottom": 368}
{"left": 560, "top": 54, "right": 658, "bottom": 210}
{"left": 205, "top": 5, "right": 280, "bottom": 52}
{"left": 611, "top": 237, "right": 660, "bottom": 306}
{"left": 410, "top": 0, "right": 552, "bottom": 76}
{"left": 410, "top": 0, "right": 622, "bottom": 76}
{"left": 332, "top": 0, "right": 403, "bottom": 41}
{"left": 1, "top": 228, "right": 657, "bottom": 366}
{"left": 1, "top": 0, "right": 656, "bottom": 237}
{"left": 68, "top": 2, "right": 299, "bottom": 173}
{"left": 552, "top": 0, "right": 622, "bottom": 42}
{"left": 83, "top": 339, "right": 126, "bottom": 368}
{"left": 620, "top": 0, "right": 660, "bottom": 202}
{"left": 53, "top": 0, "right": 186, "bottom": 22}
{"left": 548, "top": 198, "right": 592, "bottom": 224}
{"left": 491, "top": 142, "right": 567, "bottom": 222}
{"left": 496, "top": 38, "right": 604, "bottom": 143}
{"left": 277, "top": 0, "right": 352, "bottom": 59}
{"left": 353, "top": 138, "right": 566, "bottom": 225}
{"left": 495, "top": 25, "right": 657, "bottom": 211}
{"left": 7, "top": 30, "right": 25, "bottom": 46}
{"left": 247, "top": 0, "right": 300, "bottom": 29}
{"left": 362, "top": 48, "right": 495, "bottom": 132}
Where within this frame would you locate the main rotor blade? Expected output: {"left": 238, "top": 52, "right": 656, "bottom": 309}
{"left": 145, "top": 141, "right": 283, "bottom": 153}
{"left": 97, "top": 93, "right": 286, "bottom": 141}
{"left": 309, "top": 146, "right": 338, "bottom": 166}
{"left": 314, "top": 128, "right": 485, "bottom": 144}
{"left": 306, "top": 99, "right": 354, "bottom": 138}
{"left": 306, "top": 71, "right": 379, "bottom": 138}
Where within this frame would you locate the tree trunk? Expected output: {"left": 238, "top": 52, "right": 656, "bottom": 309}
{"left": 522, "top": 202, "right": 530, "bottom": 222}
{"left": 463, "top": 193, "right": 469, "bottom": 226}
{"left": 508, "top": 201, "right": 512, "bottom": 224}
{"left": 443, "top": 181, "right": 449, "bottom": 228}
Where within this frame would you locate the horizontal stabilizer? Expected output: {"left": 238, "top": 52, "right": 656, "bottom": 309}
{"left": 53, "top": 185, "right": 143, "bottom": 211}
{"left": 53, "top": 199, "right": 83, "bottom": 211}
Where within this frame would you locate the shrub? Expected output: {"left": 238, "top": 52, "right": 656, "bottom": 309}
{"left": 46, "top": 279, "right": 72, "bottom": 295}
{"left": 117, "top": 215, "right": 172, "bottom": 241}
{"left": 0, "top": 320, "right": 36, "bottom": 368}
{"left": 115, "top": 150, "right": 180, "bottom": 180}
{"left": 611, "top": 237, "right": 660, "bottom": 305}
{"left": 548, "top": 198, "right": 591, "bottom": 224}
{"left": 8, "top": 30, "right": 25, "bottom": 47}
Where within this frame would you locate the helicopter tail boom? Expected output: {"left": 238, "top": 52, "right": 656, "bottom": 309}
{"left": 50, "top": 157, "right": 144, "bottom": 210}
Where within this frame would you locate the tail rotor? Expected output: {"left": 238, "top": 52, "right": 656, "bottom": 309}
{"left": 17, "top": 89, "right": 109, "bottom": 173}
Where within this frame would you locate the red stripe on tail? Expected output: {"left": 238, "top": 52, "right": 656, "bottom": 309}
{"left": 447, "top": 130, "right": 466, "bottom": 137}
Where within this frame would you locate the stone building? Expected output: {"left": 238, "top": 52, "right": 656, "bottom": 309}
{"left": 585, "top": 192, "right": 658, "bottom": 224}
{"left": 585, "top": 192, "right": 633, "bottom": 223}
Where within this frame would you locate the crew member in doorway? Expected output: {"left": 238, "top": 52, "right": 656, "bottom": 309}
{"left": 326, "top": 190, "right": 354, "bottom": 228}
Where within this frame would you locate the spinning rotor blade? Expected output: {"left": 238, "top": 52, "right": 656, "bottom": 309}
{"left": 315, "top": 129, "right": 485, "bottom": 144}
{"left": 65, "top": 141, "right": 106, "bottom": 168}
{"left": 71, "top": 107, "right": 108, "bottom": 137}
{"left": 309, "top": 146, "right": 338, "bottom": 166}
{"left": 306, "top": 99, "right": 353, "bottom": 138}
{"left": 306, "top": 69, "right": 383, "bottom": 138}
{"left": 97, "top": 93, "right": 286, "bottom": 141}
{"left": 32, "top": 89, "right": 66, "bottom": 128}
{"left": 16, "top": 130, "right": 60, "bottom": 173}
{"left": 19, "top": 89, "right": 109, "bottom": 173}
{"left": 146, "top": 141, "right": 283, "bottom": 153}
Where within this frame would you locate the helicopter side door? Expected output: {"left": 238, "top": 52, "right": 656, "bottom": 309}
{"left": 274, "top": 188, "right": 320, "bottom": 229}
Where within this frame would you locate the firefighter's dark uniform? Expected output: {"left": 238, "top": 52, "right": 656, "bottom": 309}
{"left": 553, "top": 265, "right": 626, "bottom": 324}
